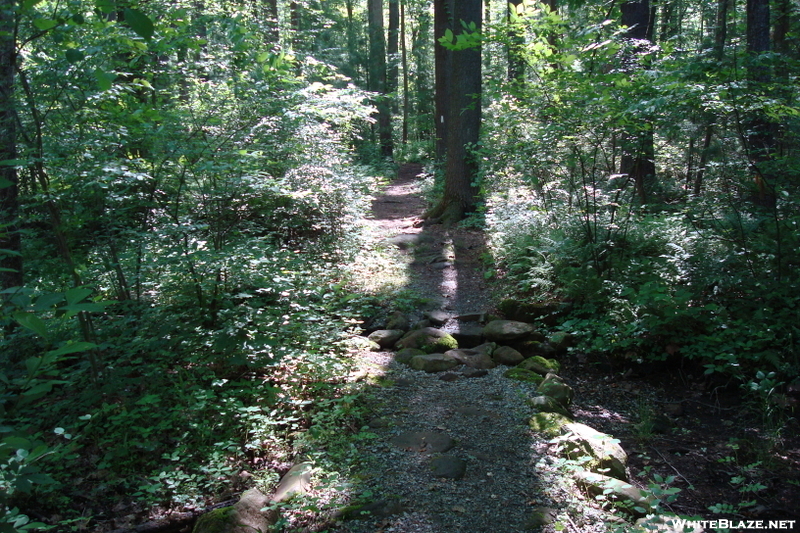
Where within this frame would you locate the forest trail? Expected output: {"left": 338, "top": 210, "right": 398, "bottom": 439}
{"left": 330, "top": 165, "right": 561, "bottom": 532}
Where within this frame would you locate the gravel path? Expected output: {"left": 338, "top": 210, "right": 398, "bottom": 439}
{"left": 330, "top": 166, "right": 568, "bottom": 532}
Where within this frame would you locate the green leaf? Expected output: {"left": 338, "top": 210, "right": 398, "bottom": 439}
{"left": 124, "top": 8, "right": 154, "bottom": 40}
{"left": 33, "top": 18, "right": 59, "bottom": 31}
{"left": 65, "top": 287, "right": 92, "bottom": 305}
{"left": 47, "top": 342, "right": 97, "bottom": 357}
{"left": 94, "top": 68, "right": 116, "bottom": 91}
{"left": 22, "top": 0, "right": 45, "bottom": 10}
{"left": 13, "top": 312, "right": 48, "bottom": 338}
{"left": 65, "top": 48, "right": 85, "bottom": 63}
{"left": 94, "top": 0, "right": 115, "bottom": 13}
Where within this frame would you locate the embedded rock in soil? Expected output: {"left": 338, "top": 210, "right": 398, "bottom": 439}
{"left": 504, "top": 367, "right": 544, "bottom": 384}
{"left": 518, "top": 356, "right": 561, "bottom": 376}
{"left": 548, "top": 331, "right": 574, "bottom": 354}
{"left": 390, "top": 431, "right": 456, "bottom": 453}
{"left": 538, "top": 373, "right": 574, "bottom": 407}
{"left": 429, "top": 455, "right": 467, "bottom": 479}
{"left": 368, "top": 329, "right": 405, "bottom": 348}
{"left": 445, "top": 348, "right": 496, "bottom": 370}
{"left": 456, "top": 311, "right": 487, "bottom": 322}
{"left": 573, "top": 470, "right": 655, "bottom": 516}
{"left": 340, "top": 499, "right": 406, "bottom": 520}
{"left": 426, "top": 310, "right": 450, "bottom": 326}
{"left": 409, "top": 353, "right": 459, "bottom": 373}
{"left": 346, "top": 336, "right": 381, "bottom": 352}
{"left": 395, "top": 327, "right": 458, "bottom": 353}
{"left": 514, "top": 340, "right": 556, "bottom": 357}
{"left": 388, "top": 233, "right": 429, "bottom": 249}
{"left": 272, "top": 462, "right": 313, "bottom": 502}
{"left": 449, "top": 322, "right": 484, "bottom": 348}
{"left": 557, "top": 423, "right": 628, "bottom": 481}
{"left": 492, "top": 345, "right": 524, "bottom": 366}
{"left": 193, "top": 489, "right": 275, "bottom": 533}
{"left": 462, "top": 368, "right": 489, "bottom": 378}
{"left": 525, "top": 507, "right": 558, "bottom": 529}
{"left": 385, "top": 311, "right": 411, "bottom": 332}
{"left": 528, "top": 395, "right": 572, "bottom": 418}
{"left": 529, "top": 412, "right": 573, "bottom": 437}
{"left": 439, "top": 372, "right": 460, "bottom": 382}
{"left": 483, "top": 320, "right": 537, "bottom": 342}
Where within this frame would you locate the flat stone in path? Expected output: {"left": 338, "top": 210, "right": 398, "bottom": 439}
{"left": 390, "top": 431, "right": 456, "bottom": 453}
{"left": 430, "top": 455, "right": 467, "bottom": 479}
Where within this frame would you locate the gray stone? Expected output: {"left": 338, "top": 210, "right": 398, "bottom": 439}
{"left": 573, "top": 470, "right": 656, "bottom": 516}
{"left": 387, "top": 233, "right": 429, "bottom": 249}
{"left": 439, "top": 372, "right": 460, "bottom": 382}
{"left": 526, "top": 507, "right": 558, "bottom": 529}
{"left": 395, "top": 327, "right": 458, "bottom": 353}
{"left": 548, "top": 331, "right": 575, "bottom": 354}
{"left": 529, "top": 412, "right": 573, "bottom": 437}
{"left": 528, "top": 395, "right": 572, "bottom": 418}
{"left": 493, "top": 345, "right": 524, "bottom": 365}
{"left": 272, "top": 463, "right": 313, "bottom": 502}
{"left": 193, "top": 489, "right": 276, "bottom": 533}
{"left": 426, "top": 310, "right": 450, "bottom": 326}
{"left": 518, "top": 356, "right": 561, "bottom": 376}
{"left": 342, "top": 499, "right": 406, "bottom": 520}
{"left": 557, "top": 423, "right": 628, "bottom": 481}
{"left": 368, "top": 417, "right": 391, "bottom": 428}
{"left": 431, "top": 262, "right": 453, "bottom": 270}
{"left": 385, "top": 311, "right": 410, "bottom": 332}
{"left": 456, "top": 311, "right": 486, "bottom": 322}
{"left": 462, "top": 368, "right": 489, "bottom": 378}
{"left": 390, "top": 431, "right": 455, "bottom": 453}
{"left": 504, "top": 367, "right": 545, "bottom": 385}
{"left": 430, "top": 455, "right": 467, "bottom": 479}
{"left": 346, "top": 336, "right": 381, "bottom": 351}
{"left": 445, "top": 348, "right": 496, "bottom": 369}
{"left": 538, "top": 373, "right": 574, "bottom": 407}
{"left": 367, "top": 329, "right": 405, "bottom": 348}
{"left": 395, "top": 348, "right": 425, "bottom": 364}
{"left": 515, "top": 340, "right": 557, "bottom": 357}
{"left": 483, "top": 320, "right": 537, "bottom": 342}
{"left": 410, "top": 353, "right": 459, "bottom": 373}
{"left": 449, "top": 323, "right": 484, "bottom": 348}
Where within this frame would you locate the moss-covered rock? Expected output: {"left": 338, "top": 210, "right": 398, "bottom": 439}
{"left": 504, "top": 367, "right": 545, "bottom": 384}
{"left": 193, "top": 489, "right": 276, "bottom": 533}
{"left": 395, "top": 348, "right": 426, "bottom": 364}
{"left": 518, "top": 356, "right": 561, "bottom": 375}
{"left": 538, "top": 373, "right": 574, "bottom": 407}
{"left": 527, "top": 395, "right": 572, "bottom": 418}
{"left": 573, "top": 470, "right": 656, "bottom": 516}
{"left": 529, "top": 412, "right": 572, "bottom": 437}
{"left": 548, "top": 331, "right": 575, "bottom": 354}
{"left": 410, "top": 353, "right": 459, "bottom": 373}
{"left": 395, "top": 327, "right": 458, "bottom": 353}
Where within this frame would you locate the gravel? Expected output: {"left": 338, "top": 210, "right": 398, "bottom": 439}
{"left": 329, "top": 354, "right": 560, "bottom": 533}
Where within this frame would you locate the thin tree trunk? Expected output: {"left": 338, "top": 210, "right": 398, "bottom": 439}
{"left": 388, "top": 0, "right": 399, "bottom": 113}
{"left": 368, "top": 0, "right": 393, "bottom": 158}
{"left": 507, "top": 0, "right": 525, "bottom": 82}
{"left": 401, "top": 0, "right": 410, "bottom": 143}
{"left": 0, "top": 1, "right": 22, "bottom": 290}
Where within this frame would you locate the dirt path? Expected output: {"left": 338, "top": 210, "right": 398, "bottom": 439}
{"left": 330, "top": 165, "right": 567, "bottom": 532}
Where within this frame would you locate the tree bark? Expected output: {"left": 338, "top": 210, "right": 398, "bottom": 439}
{"left": 0, "top": 1, "right": 22, "bottom": 290}
{"left": 388, "top": 0, "right": 400, "bottom": 113}
{"left": 507, "top": 0, "right": 525, "bottom": 83}
{"left": 368, "top": 0, "right": 393, "bottom": 158}
{"left": 428, "top": 0, "right": 482, "bottom": 223}
{"left": 401, "top": 0, "right": 410, "bottom": 143}
{"left": 433, "top": 0, "right": 453, "bottom": 163}
{"left": 620, "top": 0, "right": 657, "bottom": 204}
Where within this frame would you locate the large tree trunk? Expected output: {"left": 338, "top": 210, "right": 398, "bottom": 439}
{"left": 744, "top": 0, "right": 774, "bottom": 207}
{"left": 433, "top": 0, "right": 453, "bottom": 163}
{"left": 368, "top": 0, "right": 393, "bottom": 158}
{"left": 620, "top": 0, "right": 657, "bottom": 204}
{"left": 428, "top": 0, "right": 482, "bottom": 223}
{"left": 0, "top": 1, "right": 22, "bottom": 290}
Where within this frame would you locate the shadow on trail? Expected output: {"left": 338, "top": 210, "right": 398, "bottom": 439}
{"left": 329, "top": 164, "right": 548, "bottom": 533}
